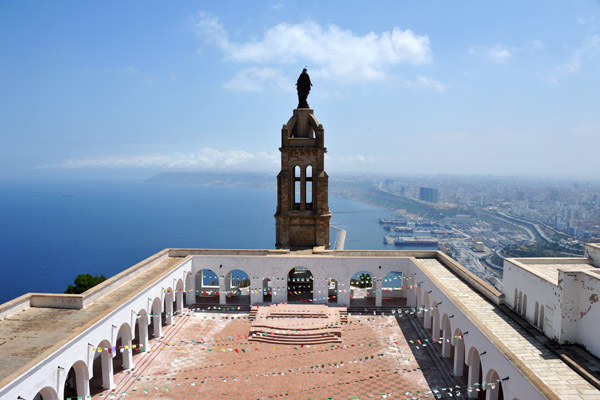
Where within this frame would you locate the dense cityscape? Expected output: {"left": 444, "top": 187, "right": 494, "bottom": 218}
{"left": 330, "top": 174, "right": 600, "bottom": 290}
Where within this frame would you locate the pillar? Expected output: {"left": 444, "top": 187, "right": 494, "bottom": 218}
{"left": 165, "top": 296, "right": 173, "bottom": 326}
{"left": 250, "top": 278, "right": 262, "bottom": 305}
{"left": 375, "top": 278, "right": 382, "bottom": 307}
{"left": 101, "top": 350, "right": 114, "bottom": 390}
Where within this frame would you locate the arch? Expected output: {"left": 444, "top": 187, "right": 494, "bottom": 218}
{"left": 133, "top": 308, "right": 149, "bottom": 358}
{"left": 305, "top": 165, "right": 313, "bottom": 208}
{"left": 90, "top": 339, "right": 113, "bottom": 395}
{"left": 175, "top": 278, "right": 184, "bottom": 315}
{"left": 522, "top": 294, "right": 527, "bottom": 318}
{"left": 441, "top": 314, "right": 452, "bottom": 359}
{"left": 63, "top": 359, "right": 89, "bottom": 400}
{"left": 453, "top": 328, "right": 466, "bottom": 381}
{"left": 517, "top": 291, "right": 523, "bottom": 314}
{"left": 195, "top": 269, "right": 220, "bottom": 304}
{"left": 34, "top": 386, "right": 58, "bottom": 400}
{"left": 484, "top": 369, "right": 503, "bottom": 400}
{"left": 534, "top": 301, "right": 539, "bottom": 326}
{"left": 262, "top": 278, "right": 272, "bottom": 303}
{"left": 467, "top": 346, "right": 483, "bottom": 399}
{"left": 422, "top": 291, "right": 432, "bottom": 329}
{"left": 539, "top": 305, "right": 545, "bottom": 330}
{"left": 514, "top": 289, "right": 518, "bottom": 311}
{"left": 349, "top": 270, "right": 374, "bottom": 307}
{"left": 149, "top": 297, "right": 162, "bottom": 338}
{"left": 113, "top": 322, "right": 133, "bottom": 374}
{"left": 293, "top": 165, "right": 301, "bottom": 207}
{"left": 328, "top": 278, "right": 338, "bottom": 304}
{"left": 287, "top": 267, "right": 313, "bottom": 303}
{"left": 225, "top": 269, "right": 251, "bottom": 304}
{"left": 381, "top": 271, "right": 404, "bottom": 307}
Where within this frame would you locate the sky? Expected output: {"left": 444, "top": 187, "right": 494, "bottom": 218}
{"left": 1, "top": 0, "right": 599, "bottom": 180}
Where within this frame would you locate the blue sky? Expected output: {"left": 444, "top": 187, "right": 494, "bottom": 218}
{"left": 1, "top": 1, "right": 599, "bottom": 179}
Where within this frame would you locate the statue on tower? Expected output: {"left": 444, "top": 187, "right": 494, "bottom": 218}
{"left": 296, "top": 68, "right": 312, "bottom": 109}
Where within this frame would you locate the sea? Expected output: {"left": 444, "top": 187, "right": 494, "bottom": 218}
{"left": 0, "top": 178, "right": 436, "bottom": 304}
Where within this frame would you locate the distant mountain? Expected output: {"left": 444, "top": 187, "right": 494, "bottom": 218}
{"left": 147, "top": 171, "right": 276, "bottom": 190}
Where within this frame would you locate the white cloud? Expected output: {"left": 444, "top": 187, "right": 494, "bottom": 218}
{"left": 552, "top": 35, "right": 600, "bottom": 82}
{"left": 487, "top": 46, "right": 511, "bottom": 63}
{"left": 192, "top": 11, "right": 432, "bottom": 88}
{"left": 469, "top": 41, "right": 543, "bottom": 64}
{"left": 223, "top": 67, "right": 290, "bottom": 92}
{"left": 410, "top": 75, "right": 448, "bottom": 92}
{"left": 37, "top": 148, "right": 279, "bottom": 170}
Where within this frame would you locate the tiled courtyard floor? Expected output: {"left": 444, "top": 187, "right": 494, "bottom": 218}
{"left": 101, "top": 309, "right": 450, "bottom": 400}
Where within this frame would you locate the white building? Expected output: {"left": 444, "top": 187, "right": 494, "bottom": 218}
{"left": 1, "top": 247, "right": 599, "bottom": 400}
{"left": 504, "top": 243, "right": 600, "bottom": 357}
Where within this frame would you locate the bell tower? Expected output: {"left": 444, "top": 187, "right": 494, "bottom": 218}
{"left": 275, "top": 69, "right": 331, "bottom": 249}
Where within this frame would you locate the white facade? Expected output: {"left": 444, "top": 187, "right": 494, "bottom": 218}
{"left": 503, "top": 243, "right": 600, "bottom": 357}
{"left": 1, "top": 248, "right": 599, "bottom": 399}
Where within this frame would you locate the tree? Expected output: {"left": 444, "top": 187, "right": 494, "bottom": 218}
{"left": 65, "top": 273, "right": 107, "bottom": 294}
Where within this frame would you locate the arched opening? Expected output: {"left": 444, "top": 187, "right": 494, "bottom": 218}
{"left": 293, "top": 165, "right": 301, "bottom": 209}
{"left": 305, "top": 165, "right": 313, "bottom": 209}
{"left": 381, "top": 271, "right": 404, "bottom": 307}
{"left": 467, "top": 347, "right": 484, "bottom": 399}
{"left": 175, "top": 278, "right": 184, "bottom": 315}
{"left": 453, "top": 328, "right": 467, "bottom": 383}
{"left": 328, "top": 278, "right": 338, "bottom": 304}
{"left": 195, "top": 269, "right": 220, "bottom": 304}
{"left": 287, "top": 267, "right": 313, "bottom": 303}
{"left": 539, "top": 305, "right": 545, "bottom": 330}
{"left": 522, "top": 294, "right": 527, "bottom": 318}
{"left": 514, "top": 289, "right": 518, "bottom": 311}
{"left": 133, "top": 308, "right": 149, "bottom": 359}
{"left": 484, "top": 369, "right": 503, "bottom": 400}
{"left": 534, "top": 301, "right": 539, "bottom": 326}
{"left": 148, "top": 297, "right": 162, "bottom": 339}
{"left": 441, "top": 314, "right": 452, "bottom": 360}
{"left": 33, "top": 386, "right": 58, "bottom": 400}
{"left": 113, "top": 323, "right": 133, "bottom": 376}
{"left": 225, "top": 269, "right": 251, "bottom": 304}
{"left": 262, "top": 278, "right": 272, "bottom": 303}
{"left": 63, "top": 360, "right": 89, "bottom": 400}
{"left": 349, "top": 271, "right": 374, "bottom": 307}
{"left": 517, "top": 291, "right": 523, "bottom": 314}
{"left": 90, "top": 339, "right": 113, "bottom": 395}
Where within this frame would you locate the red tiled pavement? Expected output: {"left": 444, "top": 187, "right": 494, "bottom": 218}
{"left": 99, "top": 309, "right": 447, "bottom": 400}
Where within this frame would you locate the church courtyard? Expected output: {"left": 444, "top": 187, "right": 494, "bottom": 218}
{"left": 96, "top": 307, "right": 454, "bottom": 400}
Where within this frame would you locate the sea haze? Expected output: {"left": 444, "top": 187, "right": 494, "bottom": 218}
{"left": 0, "top": 178, "right": 404, "bottom": 304}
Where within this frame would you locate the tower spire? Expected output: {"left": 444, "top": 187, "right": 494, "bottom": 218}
{"left": 275, "top": 69, "right": 331, "bottom": 249}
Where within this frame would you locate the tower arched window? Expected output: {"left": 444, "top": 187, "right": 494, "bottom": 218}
{"left": 293, "top": 165, "right": 301, "bottom": 209}
{"left": 306, "top": 165, "right": 313, "bottom": 209}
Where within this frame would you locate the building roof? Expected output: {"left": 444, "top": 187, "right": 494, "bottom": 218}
{"left": 416, "top": 257, "right": 599, "bottom": 399}
{"left": 0, "top": 255, "right": 185, "bottom": 388}
{"left": 507, "top": 258, "right": 598, "bottom": 285}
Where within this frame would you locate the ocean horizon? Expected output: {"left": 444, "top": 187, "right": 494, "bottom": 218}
{"left": 0, "top": 177, "right": 434, "bottom": 304}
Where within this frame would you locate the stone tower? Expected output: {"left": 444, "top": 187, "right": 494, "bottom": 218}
{"left": 275, "top": 71, "right": 331, "bottom": 249}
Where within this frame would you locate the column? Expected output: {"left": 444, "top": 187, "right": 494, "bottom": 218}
{"left": 250, "top": 278, "right": 262, "bottom": 305}
{"left": 375, "top": 278, "right": 382, "bottom": 307}
{"left": 101, "top": 350, "right": 114, "bottom": 390}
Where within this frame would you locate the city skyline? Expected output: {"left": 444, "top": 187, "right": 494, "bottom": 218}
{"left": 1, "top": 1, "right": 600, "bottom": 179}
